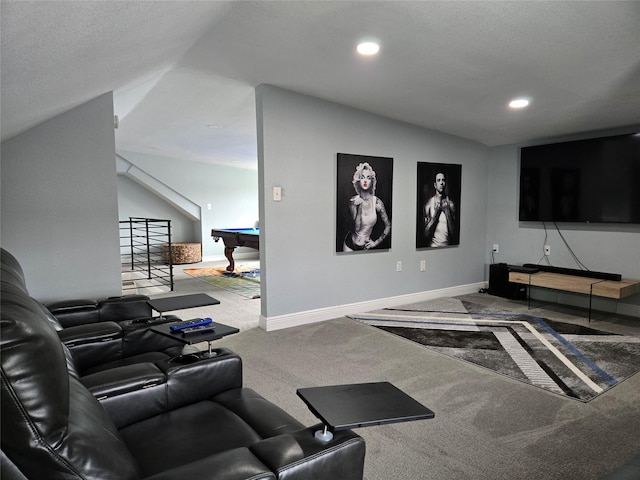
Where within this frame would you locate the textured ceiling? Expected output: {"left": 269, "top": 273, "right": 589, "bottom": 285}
{"left": 2, "top": 1, "right": 639, "bottom": 169}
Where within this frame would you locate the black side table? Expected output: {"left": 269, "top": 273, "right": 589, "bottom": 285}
{"left": 297, "top": 382, "right": 434, "bottom": 441}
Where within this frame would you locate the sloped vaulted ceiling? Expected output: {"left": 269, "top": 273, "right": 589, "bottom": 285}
{"left": 2, "top": 1, "right": 639, "bottom": 169}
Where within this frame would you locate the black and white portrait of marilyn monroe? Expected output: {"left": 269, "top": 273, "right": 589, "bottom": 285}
{"left": 336, "top": 153, "right": 393, "bottom": 253}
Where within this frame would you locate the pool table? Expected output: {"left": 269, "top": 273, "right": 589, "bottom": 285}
{"left": 211, "top": 228, "right": 259, "bottom": 272}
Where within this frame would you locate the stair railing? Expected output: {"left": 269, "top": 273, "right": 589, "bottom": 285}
{"left": 120, "top": 217, "right": 174, "bottom": 292}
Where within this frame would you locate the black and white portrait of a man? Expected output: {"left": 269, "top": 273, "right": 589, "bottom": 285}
{"left": 416, "top": 162, "right": 461, "bottom": 248}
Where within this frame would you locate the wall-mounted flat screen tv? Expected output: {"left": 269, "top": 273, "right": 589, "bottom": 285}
{"left": 519, "top": 133, "right": 640, "bottom": 224}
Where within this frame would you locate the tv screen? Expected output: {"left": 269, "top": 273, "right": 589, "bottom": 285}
{"left": 519, "top": 133, "right": 640, "bottom": 224}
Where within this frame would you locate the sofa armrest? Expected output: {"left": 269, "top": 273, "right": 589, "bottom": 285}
{"left": 82, "top": 363, "right": 168, "bottom": 428}
{"left": 212, "top": 388, "right": 304, "bottom": 438}
{"left": 142, "top": 432, "right": 365, "bottom": 480}
{"left": 82, "top": 362, "right": 166, "bottom": 399}
{"left": 58, "top": 322, "right": 123, "bottom": 369}
{"left": 95, "top": 349, "right": 243, "bottom": 428}
{"left": 155, "top": 348, "right": 243, "bottom": 409}
{"left": 97, "top": 294, "right": 152, "bottom": 322}
{"left": 119, "top": 315, "right": 184, "bottom": 356}
{"left": 250, "top": 427, "right": 366, "bottom": 480}
{"left": 46, "top": 299, "right": 99, "bottom": 327}
{"left": 58, "top": 321, "right": 122, "bottom": 345}
{"left": 47, "top": 295, "right": 152, "bottom": 328}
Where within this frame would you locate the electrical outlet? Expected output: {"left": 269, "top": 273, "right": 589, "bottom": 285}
{"left": 492, "top": 244, "right": 499, "bottom": 253}
{"left": 420, "top": 260, "right": 426, "bottom": 272}
{"left": 544, "top": 245, "right": 551, "bottom": 256}
{"left": 396, "top": 261, "right": 402, "bottom": 272}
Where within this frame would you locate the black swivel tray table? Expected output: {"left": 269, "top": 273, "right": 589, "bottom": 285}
{"left": 151, "top": 319, "right": 238, "bottom": 357}
{"left": 297, "top": 381, "right": 434, "bottom": 441}
{"left": 146, "top": 293, "right": 220, "bottom": 319}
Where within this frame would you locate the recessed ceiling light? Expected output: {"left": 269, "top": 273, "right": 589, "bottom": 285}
{"left": 357, "top": 41, "right": 380, "bottom": 56}
{"left": 509, "top": 98, "right": 530, "bottom": 109}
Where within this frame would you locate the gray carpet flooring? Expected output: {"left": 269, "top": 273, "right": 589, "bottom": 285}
{"left": 150, "top": 260, "right": 640, "bottom": 479}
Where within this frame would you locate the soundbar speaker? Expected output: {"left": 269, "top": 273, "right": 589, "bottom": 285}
{"left": 488, "top": 263, "right": 527, "bottom": 300}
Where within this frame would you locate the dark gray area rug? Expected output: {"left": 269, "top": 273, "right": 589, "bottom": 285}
{"left": 350, "top": 297, "right": 640, "bottom": 402}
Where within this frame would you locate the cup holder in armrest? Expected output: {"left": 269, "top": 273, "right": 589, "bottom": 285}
{"left": 131, "top": 317, "right": 156, "bottom": 324}
{"left": 167, "top": 348, "right": 228, "bottom": 365}
{"left": 130, "top": 315, "right": 181, "bottom": 325}
{"left": 169, "top": 354, "right": 202, "bottom": 365}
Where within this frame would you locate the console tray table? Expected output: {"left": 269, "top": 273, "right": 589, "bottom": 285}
{"left": 297, "top": 382, "right": 434, "bottom": 441}
{"left": 151, "top": 319, "right": 238, "bottom": 357}
{"left": 146, "top": 293, "right": 220, "bottom": 319}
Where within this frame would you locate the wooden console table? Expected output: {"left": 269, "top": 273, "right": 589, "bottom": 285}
{"left": 509, "top": 271, "right": 640, "bottom": 321}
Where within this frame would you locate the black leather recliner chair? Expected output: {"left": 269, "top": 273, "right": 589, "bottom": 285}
{"left": 0, "top": 249, "right": 366, "bottom": 479}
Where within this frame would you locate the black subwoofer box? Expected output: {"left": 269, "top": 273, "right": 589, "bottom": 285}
{"left": 488, "top": 263, "right": 527, "bottom": 300}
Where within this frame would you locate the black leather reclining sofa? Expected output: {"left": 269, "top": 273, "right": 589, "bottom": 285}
{"left": 0, "top": 248, "right": 186, "bottom": 376}
{"left": 0, "top": 249, "right": 366, "bottom": 479}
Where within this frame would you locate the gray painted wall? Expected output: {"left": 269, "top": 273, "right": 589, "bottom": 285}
{"left": 115, "top": 150, "right": 259, "bottom": 260}
{"left": 1, "top": 93, "right": 122, "bottom": 302}
{"left": 2, "top": 88, "right": 637, "bottom": 322}
{"left": 257, "top": 85, "right": 490, "bottom": 323}
{"left": 117, "top": 175, "right": 199, "bottom": 243}
{"left": 486, "top": 144, "right": 640, "bottom": 314}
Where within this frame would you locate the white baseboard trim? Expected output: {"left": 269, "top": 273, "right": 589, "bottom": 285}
{"left": 259, "top": 282, "right": 485, "bottom": 332}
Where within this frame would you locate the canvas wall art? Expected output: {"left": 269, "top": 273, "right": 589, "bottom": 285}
{"left": 416, "top": 162, "right": 461, "bottom": 248}
{"left": 336, "top": 153, "right": 393, "bottom": 253}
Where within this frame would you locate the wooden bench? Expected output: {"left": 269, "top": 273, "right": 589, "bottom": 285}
{"left": 509, "top": 271, "right": 640, "bottom": 321}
